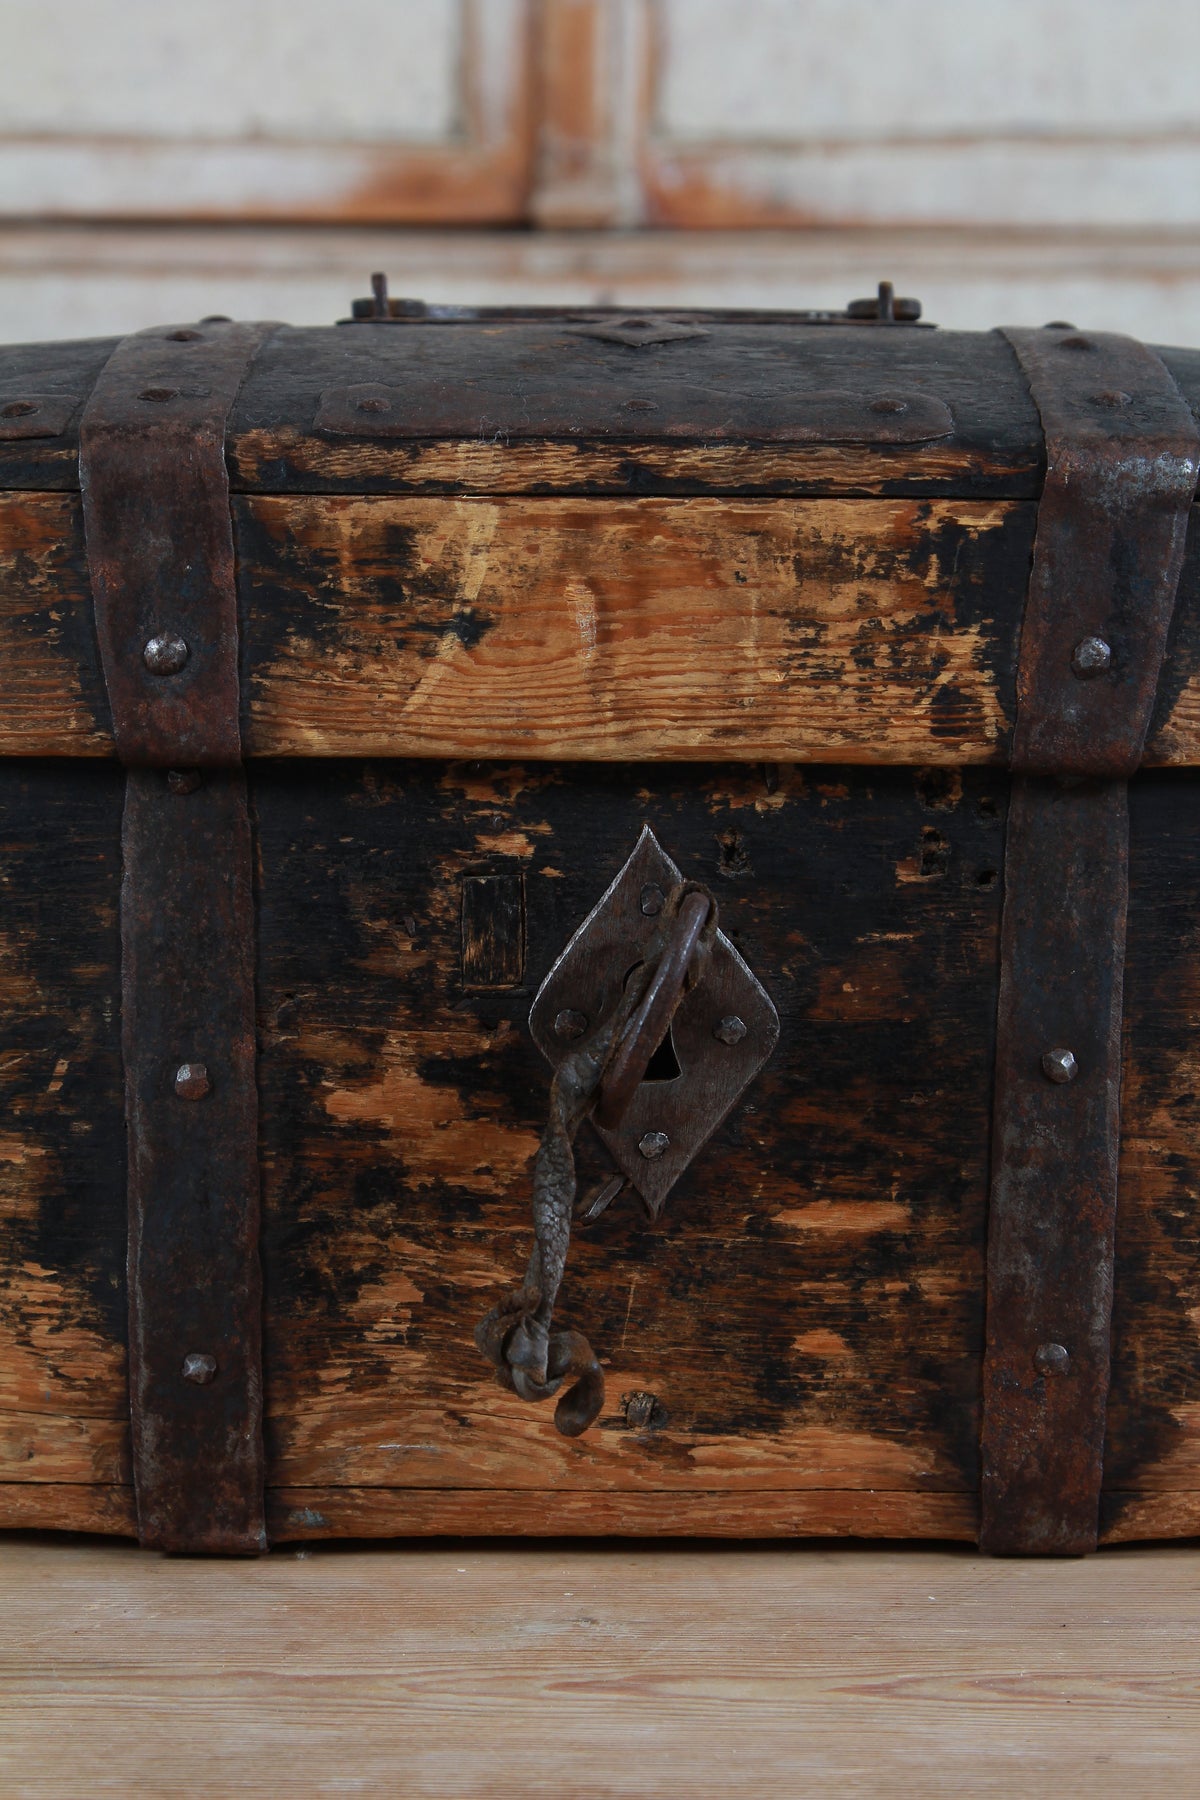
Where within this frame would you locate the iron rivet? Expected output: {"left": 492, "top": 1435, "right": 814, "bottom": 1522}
{"left": 639, "top": 883, "right": 665, "bottom": 917}
{"left": 1042, "top": 1048, "right": 1078, "bottom": 1084}
{"left": 143, "top": 632, "right": 189, "bottom": 676}
{"left": 201, "top": 315, "right": 232, "bottom": 324}
{"left": 167, "top": 329, "right": 202, "bottom": 342}
{"left": 870, "top": 396, "right": 907, "bottom": 415}
{"left": 174, "top": 1062, "right": 211, "bottom": 1101}
{"left": 167, "top": 768, "right": 202, "bottom": 795}
{"left": 554, "top": 1008, "right": 589, "bottom": 1042}
{"left": 139, "top": 386, "right": 179, "bottom": 403}
{"left": 638, "top": 1130, "right": 670, "bottom": 1160}
{"left": 1034, "top": 1342, "right": 1070, "bottom": 1377}
{"left": 623, "top": 1390, "right": 667, "bottom": 1430}
{"left": 1071, "top": 635, "right": 1112, "bottom": 679}
{"left": 182, "top": 1352, "right": 218, "bottom": 1385}
{"left": 1092, "top": 390, "right": 1132, "bottom": 409}
{"left": 1058, "top": 334, "right": 1094, "bottom": 352}
{"left": 357, "top": 396, "right": 389, "bottom": 414}
{"left": 0, "top": 399, "right": 37, "bottom": 418}
{"left": 714, "top": 1015, "right": 747, "bottom": 1046}
{"left": 1044, "top": 320, "right": 1076, "bottom": 331}
{"left": 623, "top": 397, "right": 659, "bottom": 412}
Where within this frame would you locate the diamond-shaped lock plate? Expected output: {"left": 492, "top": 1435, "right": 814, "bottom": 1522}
{"left": 528, "top": 827, "right": 779, "bottom": 1217}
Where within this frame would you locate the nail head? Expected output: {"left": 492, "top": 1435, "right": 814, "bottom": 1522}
{"left": 639, "top": 884, "right": 665, "bottom": 917}
{"left": 638, "top": 1130, "right": 670, "bottom": 1160}
{"left": 714, "top": 1015, "right": 748, "bottom": 1046}
{"left": 181, "top": 1352, "right": 217, "bottom": 1385}
{"left": 174, "top": 1062, "right": 211, "bottom": 1101}
{"left": 1042, "top": 1048, "right": 1078, "bottom": 1084}
{"left": 1072, "top": 636, "right": 1112, "bottom": 679}
{"left": 167, "top": 768, "right": 203, "bottom": 795}
{"left": 554, "top": 1008, "right": 589, "bottom": 1042}
{"left": 143, "top": 632, "right": 189, "bottom": 676}
{"left": 1034, "top": 1342, "right": 1070, "bottom": 1377}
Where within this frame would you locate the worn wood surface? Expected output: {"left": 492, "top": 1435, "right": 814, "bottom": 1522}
{"left": 236, "top": 494, "right": 1032, "bottom": 764}
{"left": 229, "top": 321, "right": 1044, "bottom": 498}
{"left": 3, "top": 1536, "right": 1200, "bottom": 1799}
{"left": 8, "top": 488, "right": 1200, "bottom": 766}
{"left": 254, "top": 759, "right": 1001, "bottom": 1509}
{"left": 0, "top": 764, "right": 128, "bottom": 1494}
{"left": 3, "top": 760, "right": 1200, "bottom": 1538}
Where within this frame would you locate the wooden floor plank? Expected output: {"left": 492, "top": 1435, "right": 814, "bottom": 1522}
{"left": 0, "top": 1536, "right": 1197, "bottom": 1797}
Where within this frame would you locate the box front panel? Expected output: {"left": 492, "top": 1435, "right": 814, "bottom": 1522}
{"left": 254, "top": 759, "right": 1004, "bottom": 1537}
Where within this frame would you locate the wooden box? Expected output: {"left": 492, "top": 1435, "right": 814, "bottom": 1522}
{"left": 3, "top": 291, "right": 1200, "bottom": 1554}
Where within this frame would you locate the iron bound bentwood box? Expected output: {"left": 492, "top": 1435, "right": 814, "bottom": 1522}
{"left": 4, "top": 280, "right": 1200, "bottom": 1555}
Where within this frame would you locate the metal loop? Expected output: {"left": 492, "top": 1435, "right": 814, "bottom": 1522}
{"left": 593, "top": 888, "right": 712, "bottom": 1130}
{"left": 475, "top": 879, "right": 717, "bottom": 1437}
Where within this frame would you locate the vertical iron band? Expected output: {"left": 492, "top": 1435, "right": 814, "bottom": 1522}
{"left": 981, "top": 329, "right": 1199, "bottom": 1553}
{"left": 81, "top": 321, "right": 276, "bottom": 1552}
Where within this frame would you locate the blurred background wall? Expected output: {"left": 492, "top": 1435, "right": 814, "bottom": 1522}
{"left": 3, "top": 0, "right": 1200, "bottom": 341}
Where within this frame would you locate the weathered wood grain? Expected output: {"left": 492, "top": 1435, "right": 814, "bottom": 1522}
{"left": 0, "top": 1482, "right": 134, "bottom": 1534}
{"left": 2, "top": 759, "right": 1200, "bottom": 1539}
{"left": 268, "top": 1487, "right": 976, "bottom": 1540}
{"left": 255, "top": 760, "right": 1004, "bottom": 1504}
{"left": 0, "top": 494, "right": 112, "bottom": 755}
{"left": 1104, "top": 773, "right": 1200, "bottom": 1522}
{"left": 8, "top": 488, "right": 1200, "bottom": 767}
{"left": 236, "top": 494, "right": 1031, "bottom": 764}
{"left": 0, "top": 763, "right": 129, "bottom": 1494}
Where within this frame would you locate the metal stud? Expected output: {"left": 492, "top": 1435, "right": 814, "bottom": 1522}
{"left": 554, "top": 1009, "right": 589, "bottom": 1042}
{"left": 638, "top": 1130, "right": 670, "bottom": 1160}
{"left": 1034, "top": 1342, "right": 1070, "bottom": 1377}
{"left": 1041, "top": 1048, "right": 1078, "bottom": 1084}
{"left": 639, "top": 884, "right": 665, "bottom": 917}
{"left": 1072, "top": 636, "right": 1112, "bottom": 679}
{"left": 181, "top": 1352, "right": 217, "bottom": 1386}
{"left": 143, "top": 632, "right": 189, "bottom": 676}
{"left": 174, "top": 1062, "right": 212, "bottom": 1101}
{"left": 714, "top": 1015, "right": 747, "bottom": 1046}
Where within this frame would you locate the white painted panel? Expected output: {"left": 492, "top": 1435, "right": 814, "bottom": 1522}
{"left": 0, "top": 0, "right": 461, "bottom": 142}
{"left": 658, "top": 0, "right": 1200, "bottom": 142}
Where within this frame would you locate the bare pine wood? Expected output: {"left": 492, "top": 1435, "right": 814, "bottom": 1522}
{"left": 3, "top": 1537, "right": 1200, "bottom": 1798}
{"left": 237, "top": 493, "right": 1031, "bottom": 763}
{"left": 7, "top": 489, "right": 1200, "bottom": 766}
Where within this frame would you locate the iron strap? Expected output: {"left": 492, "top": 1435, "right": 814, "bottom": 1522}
{"left": 80, "top": 320, "right": 276, "bottom": 767}
{"left": 981, "top": 330, "right": 1200, "bottom": 1554}
{"left": 80, "top": 320, "right": 275, "bottom": 1552}
{"left": 999, "top": 326, "right": 1199, "bottom": 781}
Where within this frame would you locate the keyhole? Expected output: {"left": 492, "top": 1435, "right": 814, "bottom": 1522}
{"left": 644, "top": 1028, "right": 682, "bottom": 1083}
{"left": 621, "top": 960, "right": 684, "bottom": 1084}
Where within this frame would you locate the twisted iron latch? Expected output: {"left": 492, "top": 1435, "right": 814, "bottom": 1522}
{"left": 475, "top": 883, "right": 717, "bottom": 1436}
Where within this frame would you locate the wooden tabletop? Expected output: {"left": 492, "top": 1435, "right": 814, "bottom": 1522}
{"left": 1, "top": 1535, "right": 1197, "bottom": 1796}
